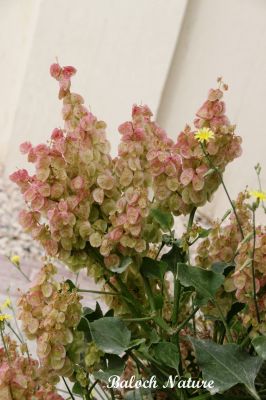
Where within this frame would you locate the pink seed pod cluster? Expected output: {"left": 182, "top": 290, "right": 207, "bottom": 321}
{"left": 234, "top": 226, "right": 266, "bottom": 334}
{"left": 10, "top": 64, "right": 242, "bottom": 275}
{"left": 10, "top": 63, "right": 120, "bottom": 271}
{"left": 0, "top": 337, "right": 63, "bottom": 400}
{"left": 195, "top": 192, "right": 251, "bottom": 268}
{"left": 172, "top": 87, "right": 242, "bottom": 212}
{"left": 17, "top": 263, "right": 82, "bottom": 377}
{"left": 196, "top": 192, "right": 266, "bottom": 333}
{"left": 105, "top": 105, "right": 171, "bottom": 262}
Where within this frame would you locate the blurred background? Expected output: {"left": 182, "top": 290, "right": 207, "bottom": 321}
{"left": 0, "top": 1, "right": 265, "bottom": 396}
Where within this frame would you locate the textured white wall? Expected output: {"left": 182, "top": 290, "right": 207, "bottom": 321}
{"left": 0, "top": 0, "right": 40, "bottom": 161}
{"left": 4, "top": 0, "right": 187, "bottom": 170}
{"left": 157, "top": 0, "right": 266, "bottom": 220}
{"left": 2, "top": 0, "right": 266, "bottom": 220}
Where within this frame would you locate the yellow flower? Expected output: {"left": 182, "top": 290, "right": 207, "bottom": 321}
{"left": 1, "top": 298, "right": 11, "bottom": 309}
{"left": 249, "top": 190, "right": 266, "bottom": 201}
{"left": 10, "top": 255, "right": 20, "bottom": 266}
{"left": 194, "top": 127, "right": 215, "bottom": 143}
{"left": 0, "top": 314, "right": 12, "bottom": 322}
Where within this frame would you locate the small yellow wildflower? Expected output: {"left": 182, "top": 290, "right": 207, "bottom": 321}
{"left": 1, "top": 298, "right": 11, "bottom": 309}
{"left": 0, "top": 314, "right": 12, "bottom": 322}
{"left": 249, "top": 190, "right": 266, "bottom": 201}
{"left": 10, "top": 255, "right": 20, "bottom": 266}
{"left": 194, "top": 127, "right": 215, "bottom": 143}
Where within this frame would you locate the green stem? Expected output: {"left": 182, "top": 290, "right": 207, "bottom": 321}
{"left": 174, "top": 306, "right": 200, "bottom": 334}
{"left": 213, "top": 299, "right": 233, "bottom": 342}
{"left": 77, "top": 289, "right": 120, "bottom": 296}
{"left": 6, "top": 323, "right": 23, "bottom": 344}
{"left": 58, "top": 388, "right": 82, "bottom": 398}
{"left": 201, "top": 144, "right": 244, "bottom": 240}
{"left": 87, "top": 379, "right": 99, "bottom": 397}
{"left": 9, "top": 303, "right": 24, "bottom": 342}
{"left": 142, "top": 276, "right": 156, "bottom": 313}
{"left": 0, "top": 328, "right": 14, "bottom": 400}
{"left": 109, "top": 388, "right": 115, "bottom": 400}
{"left": 6, "top": 322, "right": 30, "bottom": 359}
{"left": 1, "top": 327, "right": 11, "bottom": 364}
{"left": 153, "top": 316, "right": 171, "bottom": 333}
{"left": 240, "top": 334, "right": 251, "bottom": 349}
{"left": 255, "top": 164, "right": 266, "bottom": 213}
{"left": 172, "top": 278, "right": 181, "bottom": 325}
{"left": 16, "top": 265, "right": 31, "bottom": 282}
{"left": 123, "top": 315, "right": 155, "bottom": 322}
{"left": 62, "top": 377, "right": 75, "bottom": 400}
{"left": 188, "top": 207, "right": 197, "bottom": 230}
{"left": 251, "top": 210, "right": 261, "bottom": 324}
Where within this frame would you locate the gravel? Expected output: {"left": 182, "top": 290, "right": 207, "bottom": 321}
{"left": 0, "top": 166, "right": 43, "bottom": 259}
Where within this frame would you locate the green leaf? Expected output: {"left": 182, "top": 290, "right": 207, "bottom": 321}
{"left": 252, "top": 336, "right": 266, "bottom": 360}
{"left": 150, "top": 208, "right": 174, "bottom": 232}
{"left": 105, "top": 309, "right": 114, "bottom": 317}
{"left": 148, "top": 329, "right": 160, "bottom": 345}
{"left": 110, "top": 256, "right": 133, "bottom": 273}
{"left": 126, "top": 338, "right": 146, "bottom": 350}
{"left": 211, "top": 261, "right": 234, "bottom": 276}
{"left": 72, "top": 382, "right": 84, "bottom": 395}
{"left": 177, "top": 263, "right": 224, "bottom": 305}
{"left": 153, "top": 294, "right": 164, "bottom": 310}
{"left": 226, "top": 302, "right": 245, "bottom": 324}
{"left": 94, "top": 354, "right": 125, "bottom": 383}
{"left": 190, "top": 338, "right": 263, "bottom": 400}
{"left": 65, "top": 279, "right": 76, "bottom": 291}
{"left": 77, "top": 316, "right": 91, "bottom": 341}
{"left": 89, "top": 317, "right": 131, "bottom": 355}
{"left": 198, "top": 228, "right": 211, "bottom": 238}
{"left": 84, "top": 302, "right": 103, "bottom": 322}
{"left": 152, "top": 342, "right": 180, "bottom": 371}
{"left": 140, "top": 257, "right": 167, "bottom": 281}
{"left": 161, "top": 243, "right": 186, "bottom": 273}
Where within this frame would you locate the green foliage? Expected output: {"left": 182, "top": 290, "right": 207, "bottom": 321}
{"left": 252, "top": 336, "right": 266, "bottom": 360}
{"left": 89, "top": 317, "right": 131, "bottom": 355}
{"left": 150, "top": 208, "right": 174, "bottom": 232}
{"left": 177, "top": 263, "right": 224, "bottom": 305}
{"left": 190, "top": 338, "right": 263, "bottom": 400}
{"left": 140, "top": 257, "right": 167, "bottom": 281}
{"left": 152, "top": 342, "right": 180, "bottom": 371}
{"left": 94, "top": 354, "right": 125, "bottom": 382}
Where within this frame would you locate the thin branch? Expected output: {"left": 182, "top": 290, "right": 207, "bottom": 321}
{"left": 62, "top": 377, "right": 75, "bottom": 400}
{"left": 251, "top": 210, "right": 261, "bottom": 324}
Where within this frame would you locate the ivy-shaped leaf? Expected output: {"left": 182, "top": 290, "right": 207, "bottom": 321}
{"left": 84, "top": 302, "right": 103, "bottom": 322}
{"left": 190, "top": 338, "right": 263, "bottom": 400}
{"left": 89, "top": 317, "right": 131, "bottom": 355}
{"left": 161, "top": 243, "right": 186, "bottom": 274}
{"left": 177, "top": 263, "right": 224, "bottom": 305}
{"left": 140, "top": 257, "right": 167, "bottom": 281}
{"left": 152, "top": 342, "right": 180, "bottom": 372}
{"left": 77, "top": 316, "right": 91, "bottom": 341}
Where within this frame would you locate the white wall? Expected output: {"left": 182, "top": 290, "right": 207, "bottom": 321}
{"left": 2, "top": 0, "right": 266, "bottom": 220}
{"left": 3, "top": 0, "right": 187, "bottom": 168}
{"left": 0, "top": 0, "right": 40, "bottom": 161}
{"left": 157, "top": 0, "right": 266, "bottom": 220}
